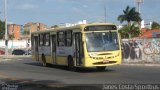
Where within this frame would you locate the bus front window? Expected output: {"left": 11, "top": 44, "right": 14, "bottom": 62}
{"left": 86, "top": 32, "right": 119, "bottom": 52}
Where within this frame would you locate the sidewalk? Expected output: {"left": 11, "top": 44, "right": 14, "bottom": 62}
{"left": 0, "top": 55, "right": 31, "bottom": 63}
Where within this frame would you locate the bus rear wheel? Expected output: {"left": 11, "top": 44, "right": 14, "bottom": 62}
{"left": 68, "top": 56, "right": 76, "bottom": 71}
{"left": 96, "top": 66, "right": 106, "bottom": 71}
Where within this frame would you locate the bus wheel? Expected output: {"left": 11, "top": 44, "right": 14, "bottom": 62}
{"left": 68, "top": 56, "right": 76, "bottom": 71}
{"left": 42, "top": 54, "right": 47, "bottom": 67}
{"left": 96, "top": 66, "right": 106, "bottom": 71}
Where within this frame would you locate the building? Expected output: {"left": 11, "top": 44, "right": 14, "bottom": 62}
{"left": 23, "top": 22, "right": 47, "bottom": 39}
{"left": 24, "top": 22, "right": 47, "bottom": 32}
{"left": 8, "top": 24, "right": 22, "bottom": 40}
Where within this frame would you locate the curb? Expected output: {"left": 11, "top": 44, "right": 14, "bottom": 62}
{"left": 122, "top": 64, "right": 160, "bottom": 67}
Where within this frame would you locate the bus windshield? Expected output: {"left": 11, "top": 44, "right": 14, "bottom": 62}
{"left": 85, "top": 32, "right": 119, "bottom": 52}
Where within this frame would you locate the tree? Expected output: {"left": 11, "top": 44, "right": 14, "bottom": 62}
{"left": 51, "top": 25, "right": 59, "bottom": 29}
{"left": 151, "top": 21, "right": 160, "bottom": 29}
{"left": 23, "top": 29, "right": 30, "bottom": 40}
{"left": 119, "top": 23, "right": 141, "bottom": 39}
{"left": 118, "top": 6, "right": 142, "bottom": 25}
{"left": 118, "top": 6, "right": 142, "bottom": 39}
{"left": 0, "top": 20, "right": 5, "bottom": 39}
{"left": 9, "top": 34, "right": 14, "bottom": 40}
{"left": 23, "top": 30, "right": 30, "bottom": 35}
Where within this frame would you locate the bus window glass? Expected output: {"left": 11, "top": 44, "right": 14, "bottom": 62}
{"left": 66, "top": 30, "right": 72, "bottom": 46}
{"left": 57, "top": 31, "right": 65, "bottom": 46}
{"left": 44, "top": 34, "right": 50, "bottom": 46}
{"left": 39, "top": 34, "right": 43, "bottom": 46}
{"left": 86, "top": 32, "right": 119, "bottom": 52}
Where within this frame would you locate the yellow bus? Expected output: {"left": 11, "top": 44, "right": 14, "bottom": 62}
{"left": 31, "top": 23, "right": 122, "bottom": 71}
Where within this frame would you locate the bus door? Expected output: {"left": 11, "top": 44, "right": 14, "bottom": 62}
{"left": 74, "top": 33, "right": 83, "bottom": 66}
{"left": 51, "top": 35, "right": 56, "bottom": 64}
{"left": 34, "top": 36, "right": 39, "bottom": 61}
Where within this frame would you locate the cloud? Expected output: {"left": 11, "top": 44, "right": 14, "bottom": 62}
{"left": 83, "top": 5, "right": 88, "bottom": 8}
{"left": 72, "top": 7, "right": 82, "bottom": 14}
{"left": 15, "top": 4, "right": 39, "bottom": 10}
{"left": 44, "top": 0, "right": 53, "bottom": 2}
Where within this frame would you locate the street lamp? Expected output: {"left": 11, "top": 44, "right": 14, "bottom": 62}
{"left": 4, "top": 0, "right": 8, "bottom": 57}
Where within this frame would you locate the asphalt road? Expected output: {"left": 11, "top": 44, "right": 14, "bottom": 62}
{"left": 0, "top": 56, "right": 160, "bottom": 90}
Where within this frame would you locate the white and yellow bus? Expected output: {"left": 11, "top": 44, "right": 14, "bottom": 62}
{"left": 31, "top": 23, "right": 122, "bottom": 71}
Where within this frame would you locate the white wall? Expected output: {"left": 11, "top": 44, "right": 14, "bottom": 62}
{"left": 0, "top": 40, "right": 31, "bottom": 49}
{"left": 122, "top": 38, "right": 160, "bottom": 63}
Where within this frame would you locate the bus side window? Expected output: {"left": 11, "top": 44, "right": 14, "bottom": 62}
{"left": 44, "top": 33, "right": 50, "bottom": 46}
{"left": 65, "top": 30, "right": 72, "bottom": 46}
{"left": 57, "top": 31, "right": 65, "bottom": 46}
{"left": 39, "top": 34, "right": 44, "bottom": 46}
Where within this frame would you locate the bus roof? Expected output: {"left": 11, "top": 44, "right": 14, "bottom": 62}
{"left": 31, "top": 23, "right": 116, "bottom": 34}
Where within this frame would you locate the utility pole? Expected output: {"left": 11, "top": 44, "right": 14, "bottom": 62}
{"left": 104, "top": 4, "right": 107, "bottom": 23}
{"left": 4, "top": 0, "right": 8, "bottom": 57}
{"left": 136, "top": 0, "right": 144, "bottom": 13}
{"left": 135, "top": 0, "right": 144, "bottom": 28}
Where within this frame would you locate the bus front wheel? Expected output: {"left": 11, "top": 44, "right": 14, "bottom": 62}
{"left": 96, "top": 66, "right": 106, "bottom": 71}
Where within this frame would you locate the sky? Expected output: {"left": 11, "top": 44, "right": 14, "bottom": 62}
{"left": 0, "top": 0, "right": 160, "bottom": 26}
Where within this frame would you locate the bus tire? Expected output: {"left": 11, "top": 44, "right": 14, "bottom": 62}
{"left": 96, "top": 66, "right": 106, "bottom": 71}
{"left": 68, "top": 56, "right": 76, "bottom": 71}
{"left": 42, "top": 54, "right": 47, "bottom": 67}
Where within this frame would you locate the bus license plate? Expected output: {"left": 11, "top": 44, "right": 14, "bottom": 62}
{"left": 103, "top": 60, "right": 109, "bottom": 63}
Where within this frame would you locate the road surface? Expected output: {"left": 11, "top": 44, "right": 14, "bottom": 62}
{"left": 0, "top": 56, "right": 160, "bottom": 90}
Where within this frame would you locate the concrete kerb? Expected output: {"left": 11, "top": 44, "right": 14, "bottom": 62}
{"left": 0, "top": 55, "right": 31, "bottom": 62}
{"left": 122, "top": 63, "right": 160, "bottom": 67}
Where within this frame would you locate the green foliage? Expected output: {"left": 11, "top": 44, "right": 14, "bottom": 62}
{"left": 9, "top": 34, "right": 14, "bottom": 40}
{"left": 118, "top": 5, "right": 142, "bottom": 24}
{"left": 0, "top": 20, "right": 5, "bottom": 39}
{"left": 51, "top": 25, "right": 59, "bottom": 29}
{"left": 23, "top": 29, "right": 30, "bottom": 35}
{"left": 151, "top": 21, "right": 160, "bottom": 29}
{"left": 119, "top": 23, "right": 141, "bottom": 39}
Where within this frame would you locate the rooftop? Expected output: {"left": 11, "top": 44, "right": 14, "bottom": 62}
{"left": 138, "top": 28, "right": 160, "bottom": 39}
